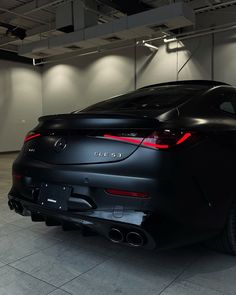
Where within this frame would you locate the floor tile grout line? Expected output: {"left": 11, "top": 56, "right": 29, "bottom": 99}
{"left": 47, "top": 288, "right": 74, "bottom": 295}
{"left": 0, "top": 261, "right": 6, "bottom": 268}
{"left": 177, "top": 278, "right": 232, "bottom": 295}
{"left": 156, "top": 269, "right": 192, "bottom": 294}
{"left": 8, "top": 264, "right": 59, "bottom": 290}
{"left": 58, "top": 255, "right": 115, "bottom": 290}
{"left": 0, "top": 223, "right": 65, "bottom": 243}
{"left": 0, "top": 205, "right": 120, "bottom": 294}
{"left": 7, "top": 243, "right": 116, "bottom": 291}
{"left": 157, "top": 254, "right": 205, "bottom": 295}
{"left": 3, "top": 239, "right": 63, "bottom": 267}
{"left": 5, "top": 222, "right": 37, "bottom": 230}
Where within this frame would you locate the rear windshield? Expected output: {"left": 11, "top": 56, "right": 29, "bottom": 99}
{"left": 79, "top": 85, "right": 208, "bottom": 112}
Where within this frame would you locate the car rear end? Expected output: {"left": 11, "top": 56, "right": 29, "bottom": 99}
{"left": 8, "top": 84, "right": 214, "bottom": 249}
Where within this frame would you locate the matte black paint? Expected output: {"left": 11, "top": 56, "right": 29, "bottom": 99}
{"left": 8, "top": 80, "right": 236, "bottom": 250}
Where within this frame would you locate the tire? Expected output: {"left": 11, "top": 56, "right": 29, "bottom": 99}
{"left": 207, "top": 201, "right": 236, "bottom": 255}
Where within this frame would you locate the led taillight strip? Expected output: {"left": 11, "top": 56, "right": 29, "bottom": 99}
{"left": 142, "top": 142, "right": 169, "bottom": 149}
{"left": 24, "top": 133, "right": 41, "bottom": 143}
{"left": 176, "top": 132, "right": 191, "bottom": 145}
{"left": 104, "top": 134, "right": 143, "bottom": 145}
{"left": 103, "top": 132, "right": 192, "bottom": 150}
{"left": 105, "top": 188, "right": 148, "bottom": 198}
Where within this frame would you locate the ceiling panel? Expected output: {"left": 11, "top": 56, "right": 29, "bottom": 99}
{"left": 0, "top": 0, "right": 33, "bottom": 13}
{"left": 0, "top": 0, "right": 236, "bottom": 57}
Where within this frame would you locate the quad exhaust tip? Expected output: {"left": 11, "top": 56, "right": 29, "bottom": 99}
{"left": 8, "top": 200, "right": 24, "bottom": 214}
{"left": 126, "top": 231, "right": 144, "bottom": 247}
{"left": 108, "top": 228, "right": 145, "bottom": 247}
{"left": 108, "top": 228, "right": 124, "bottom": 243}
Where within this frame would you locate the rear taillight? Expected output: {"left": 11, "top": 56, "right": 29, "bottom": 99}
{"left": 24, "top": 132, "right": 41, "bottom": 143}
{"left": 142, "top": 131, "right": 192, "bottom": 150}
{"left": 103, "top": 131, "right": 192, "bottom": 150}
{"left": 12, "top": 173, "right": 22, "bottom": 180}
{"left": 105, "top": 188, "right": 148, "bottom": 198}
{"left": 104, "top": 134, "right": 143, "bottom": 145}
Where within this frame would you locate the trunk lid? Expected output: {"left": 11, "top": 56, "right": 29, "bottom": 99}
{"left": 24, "top": 113, "right": 159, "bottom": 165}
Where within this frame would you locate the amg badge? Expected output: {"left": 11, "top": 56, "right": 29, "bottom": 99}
{"left": 94, "top": 152, "right": 122, "bottom": 158}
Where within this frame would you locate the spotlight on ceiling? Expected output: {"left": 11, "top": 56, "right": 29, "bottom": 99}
{"left": 136, "top": 40, "right": 159, "bottom": 52}
{"left": 143, "top": 42, "right": 159, "bottom": 51}
{"left": 163, "top": 37, "right": 177, "bottom": 43}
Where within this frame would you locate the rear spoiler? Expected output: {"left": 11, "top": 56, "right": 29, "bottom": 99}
{"left": 37, "top": 113, "right": 159, "bottom": 130}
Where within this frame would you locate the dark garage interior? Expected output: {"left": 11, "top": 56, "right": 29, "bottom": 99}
{"left": 1, "top": 0, "right": 236, "bottom": 294}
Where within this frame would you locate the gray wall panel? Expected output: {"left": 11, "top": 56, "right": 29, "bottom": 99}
{"left": 42, "top": 48, "right": 135, "bottom": 115}
{"left": 177, "top": 36, "right": 212, "bottom": 81}
{"left": 214, "top": 30, "right": 236, "bottom": 86}
{"left": 0, "top": 60, "right": 42, "bottom": 152}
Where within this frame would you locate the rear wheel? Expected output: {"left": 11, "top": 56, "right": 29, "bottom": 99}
{"left": 207, "top": 201, "right": 236, "bottom": 255}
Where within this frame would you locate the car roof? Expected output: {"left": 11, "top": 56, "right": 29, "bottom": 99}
{"left": 140, "top": 80, "right": 230, "bottom": 90}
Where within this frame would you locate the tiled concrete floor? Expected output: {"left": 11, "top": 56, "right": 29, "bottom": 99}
{"left": 0, "top": 153, "right": 236, "bottom": 295}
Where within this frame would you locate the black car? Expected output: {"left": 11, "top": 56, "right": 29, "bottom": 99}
{"left": 8, "top": 80, "right": 236, "bottom": 255}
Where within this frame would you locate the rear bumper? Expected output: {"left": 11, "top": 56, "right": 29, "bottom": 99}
{"left": 8, "top": 185, "right": 220, "bottom": 251}
{"left": 8, "top": 194, "right": 156, "bottom": 249}
{"left": 9, "top": 150, "right": 227, "bottom": 250}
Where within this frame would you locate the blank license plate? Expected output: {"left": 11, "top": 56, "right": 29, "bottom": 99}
{"left": 38, "top": 183, "right": 71, "bottom": 211}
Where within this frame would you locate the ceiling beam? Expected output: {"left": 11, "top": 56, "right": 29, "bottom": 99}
{"left": 0, "top": 7, "right": 48, "bottom": 25}
{"left": 0, "top": 0, "right": 67, "bottom": 23}
{"left": 0, "top": 22, "right": 56, "bottom": 46}
{"left": 96, "top": 0, "right": 152, "bottom": 15}
{"left": 0, "top": 0, "right": 55, "bottom": 18}
{"left": 0, "top": 48, "right": 32, "bottom": 64}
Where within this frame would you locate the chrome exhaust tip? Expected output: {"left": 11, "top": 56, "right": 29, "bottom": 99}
{"left": 108, "top": 228, "right": 124, "bottom": 243}
{"left": 126, "top": 231, "right": 144, "bottom": 247}
{"left": 10, "top": 200, "right": 24, "bottom": 214}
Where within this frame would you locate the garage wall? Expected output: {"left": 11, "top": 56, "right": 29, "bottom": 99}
{"left": 137, "top": 30, "right": 236, "bottom": 87}
{"left": 214, "top": 30, "right": 236, "bottom": 86}
{"left": 0, "top": 60, "right": 42, "bottom": 152}
{"left": 2, "top": 28, "right": 236, "bottom": 152}
{"left": 42, "top": 29, "right": 236, "bottom": 115}
{"left": 137, "top": 35, "right": 213, "bottom": 87}
{"left": 42, "top": 48, "right": 135, "bottom": 115}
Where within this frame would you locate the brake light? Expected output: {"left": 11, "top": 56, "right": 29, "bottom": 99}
{"left": 103, "top": 131, "right": 192, "bottom": 150}
{"left": 104, "top": 134, "right": 143, "bottom": 145}
{"left": 24, "top": 132, "right": 41, "bottom": 143}
{"left": 141, "top": 131, "right": 192, "bottom": 150}
{"left": 176, "top": 132, "right": 191, "bottom": 145}
{"left": 105, "top": 188, "right": 148, "bottom": 198}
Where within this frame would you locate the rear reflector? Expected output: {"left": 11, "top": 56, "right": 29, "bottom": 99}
{"left": 24, "top": 132, "right": 41, "bottom": 143}
{"left": 105, "top": 188, "right": 148, "bottom": 198}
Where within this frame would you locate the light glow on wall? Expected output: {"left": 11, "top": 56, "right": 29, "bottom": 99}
{"left": 43, "top": 52, "right": 134, "bottom": 114}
